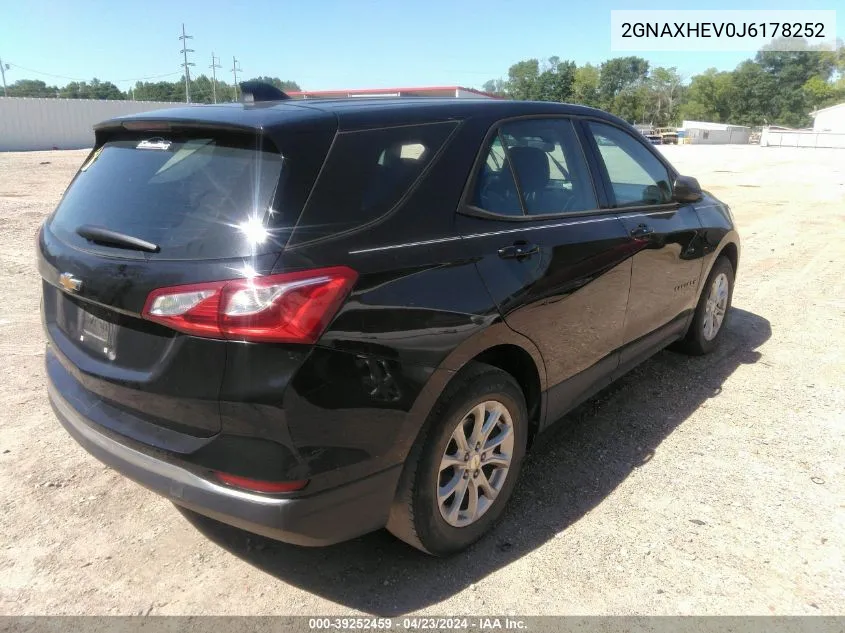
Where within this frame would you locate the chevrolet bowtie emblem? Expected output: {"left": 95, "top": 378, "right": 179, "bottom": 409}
{"left": 59, "top": 272, "right": 82, "bottom": 293}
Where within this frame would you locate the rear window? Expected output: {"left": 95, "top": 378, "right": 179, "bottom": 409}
{"left": 288, "top": 121, "right": 458, "bottom": 246}
{"left": 50, "top": 135, "right": 286, "bottom": 260}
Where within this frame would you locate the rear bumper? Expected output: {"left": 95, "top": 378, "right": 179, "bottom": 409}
{"left": 48, "top": 378, "right": 402, "bottom": 547}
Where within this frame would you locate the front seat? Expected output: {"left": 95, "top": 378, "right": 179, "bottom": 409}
{"left": 503, "top": 146, "right": 550, "bottom": 213}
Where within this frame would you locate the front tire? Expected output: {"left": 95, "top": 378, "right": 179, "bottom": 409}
{"left": 678, "top": 256, "right": 734, "bottom": 355}
{"left": 387, "top": 363, "right": 528, "bottom": 556}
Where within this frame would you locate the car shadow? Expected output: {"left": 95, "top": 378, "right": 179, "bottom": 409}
{"left": 179, "top": 307, "right": 771, "bottom": 616}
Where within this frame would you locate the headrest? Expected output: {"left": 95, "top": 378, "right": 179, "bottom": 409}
{"left": 505, "top": 146, "right": 550, "bottom": 193}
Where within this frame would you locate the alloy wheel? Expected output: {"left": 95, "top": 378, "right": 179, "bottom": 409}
{"left": 703, "top": 272, "right": 729, "bottom": 341}
{"left": 437, "top": 400, "right": 514, "bottom": 528}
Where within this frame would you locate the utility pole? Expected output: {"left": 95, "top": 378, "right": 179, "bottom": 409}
{"left": 209, "top": 52, "right": 221, "bottom": 104}
{"left": 0, "top": 58, "right": 9, "bottom": 97}
{"left": 231, "top": 56, "right": 242, "bottom": 101}
{"left": 179, "top": 23, "right": 195, "bottom": 103}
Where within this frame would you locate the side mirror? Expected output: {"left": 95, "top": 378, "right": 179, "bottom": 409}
{"left": 673, "top": 175, "right": 702, "bottom": 203}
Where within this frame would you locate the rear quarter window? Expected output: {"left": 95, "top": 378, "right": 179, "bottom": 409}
{"left": 50, "top": 134, "right": 287, "bottom": 260}
{"left": 288, "top": 121, "right": 458, "bottom": 246}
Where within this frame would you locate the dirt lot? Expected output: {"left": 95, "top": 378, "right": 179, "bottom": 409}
{"left": 0, "top": 145, "right": 843, "bottom": 616}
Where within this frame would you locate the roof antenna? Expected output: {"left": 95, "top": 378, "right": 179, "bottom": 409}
{"left": 239, "top": 80, "right": 291, "bottom": 103}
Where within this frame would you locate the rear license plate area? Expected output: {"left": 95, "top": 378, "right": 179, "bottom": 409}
{"left": 55, "top": 291, "right": 119, "bottom": 360}
{"left": 79, "top": 311, "right": 118, "bottom": 359}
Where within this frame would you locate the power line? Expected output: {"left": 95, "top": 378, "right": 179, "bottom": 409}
{"left": 3, "top": 62, "right": 182, "bottom": 84}
{"left": 113, "top": 71, "right": 183, "bottom": 83}
{"left": 3, "top": 63, "right": 86, "bottom": 81}
{"left": 209, "top": 52, "right": 221, "bottom": 104}
{"left": 179, "top": 23, "right": 195, "bottom": 103}
{"left": 231, "top": 56, "right": 242, "bottom": 101}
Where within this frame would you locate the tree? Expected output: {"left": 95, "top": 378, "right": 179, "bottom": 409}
{"left": 598, "top": 56, "right": 649, "bottom": 110}
{"left": 476, "top": 41, "right": 845, "bottom": 125}
{"left": 7, "top": 79, "right": 59, "bottom": 97}
{"left": 803, "top": 76, "right": 840, "bottom": 111}
{"left": 572, "top": 64, "right": 600, "bottom": 108}
{"left": 90, "top": 78, "right": 124, "bottom": 99}
{"left": 728, "top": 61, "right": 778, "bottom": 126}
{"left": 490, "top": 57, "right": 576, "bottom": 103}
{"left": 190, "top": 75, "right": 215, "bottom": 103}
{"left": 837, "top": 39, "right": 845, "bottom": 73}
{"left": 482, "top": 78, "right": 507, "bottom": 97}
{"left": 534, "top": 57, "right": 576, "bottom": 103}
{"left": 678, "top": 68, "right": 735, "bottom": 123}
{"left": 752, "top": 40, "right": 839, "bottom": 126}
{"left": 757, "top": 39, "right": 837, "bottom": 81}
{"left": 60, "top": 78, "right": 124, "bottom": 100}
{"left": 647, "top": 67, "right": 684, "bottom": 126}
{"left": 6, "top": 72, "right": 304, "bottom": 103}
{"left": 132, "top": 80, "right": 181, "bottom": 102}
{"left": 246, "top": 76, "right": 301, "bottom": 92}
{"left": 506, "top": 59, "right": 541, "bottom": 101}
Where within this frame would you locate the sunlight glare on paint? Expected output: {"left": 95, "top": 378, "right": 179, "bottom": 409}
{"left": 239, "top": 215, "right": 269, "bottom": 244}
{"left": 240, "top": 263, "right": 258, "bottom": 279}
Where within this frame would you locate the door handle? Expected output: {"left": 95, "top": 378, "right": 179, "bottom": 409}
{"left": 498, "top": 241, "right": 539, "bottom": 260}
{"left": 630, "top": 223, "right": 655, "bottom": 238}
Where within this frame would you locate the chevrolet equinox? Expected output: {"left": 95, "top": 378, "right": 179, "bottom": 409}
{"left": 38, "top": 86, "right": 740, "bottom": 556}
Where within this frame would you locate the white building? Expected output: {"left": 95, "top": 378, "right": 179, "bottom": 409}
{"left": 811, "top": 102, "right": 845, "bottom": 133}
{"left": 681, "top": 120, "right": 751, "bottom": 144}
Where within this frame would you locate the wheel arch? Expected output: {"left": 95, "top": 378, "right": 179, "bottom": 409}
{"left": 471, "top": 344, "right": 543, "bottom": 447}
{"left": 718, "top": 240, "right": 739, "bottom": 276}
{"left": 386, "top": 323, "right": 547, "bottom": 545}
{"left": 698, "top": 230, "right": 741, "bottom": 295}
{"left": 397, "top": 321, "right": 547, "bottom": 465}
{"left": 438, "top": 322, "right": 547, "bottom": 447}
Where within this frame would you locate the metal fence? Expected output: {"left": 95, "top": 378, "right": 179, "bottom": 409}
{"left": 760, "top": 128, "right": 845, "bottom": 148}
{"left": 0, "top": 97, "right": 187, "bottom": 151}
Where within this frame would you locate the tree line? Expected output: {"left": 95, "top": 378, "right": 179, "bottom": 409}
{"left": 3, "top": 75, "right": 301, "bottom": 104}
{"left": 5, "top": 40, "right": 844, "bottom": 127}
{"left": 483, "top": 41, "right": 845, "bottom": 127}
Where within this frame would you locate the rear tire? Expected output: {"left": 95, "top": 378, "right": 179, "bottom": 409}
{"left": 387, "top": 363, "right": 528, "bottom": 556}
{"left": 678, "top": 256, "right": 734, "bottom": 356}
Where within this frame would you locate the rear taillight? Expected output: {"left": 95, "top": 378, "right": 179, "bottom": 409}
{"left": 214, "top": 471, "right": 308, "bottom": 493}
{"left": 142, "top": 266, "right": 357, "bottom": 343}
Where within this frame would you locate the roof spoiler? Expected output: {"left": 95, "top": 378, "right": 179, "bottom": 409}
{"left": 239, "top": 80, "right": 291, "bottom": 103}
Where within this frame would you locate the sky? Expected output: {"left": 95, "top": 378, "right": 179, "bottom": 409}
{"left": 1, "top": 0, "right": 842, "bottom": 93}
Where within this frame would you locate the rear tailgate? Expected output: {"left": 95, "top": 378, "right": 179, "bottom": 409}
{"left": 39, "top": 113, "right": 337, "bottom": 440}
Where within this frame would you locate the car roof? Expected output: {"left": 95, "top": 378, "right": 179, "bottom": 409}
{"left": 97, "top": 98, "right": 627, "bottom": 134}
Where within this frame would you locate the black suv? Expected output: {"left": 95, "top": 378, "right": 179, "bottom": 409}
{"left": 38, "top": 90, "right": 739, "bottom": 556}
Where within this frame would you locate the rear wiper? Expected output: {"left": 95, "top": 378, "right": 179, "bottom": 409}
{"left": 76, "top": 225, "right": 160, "bottom": 253}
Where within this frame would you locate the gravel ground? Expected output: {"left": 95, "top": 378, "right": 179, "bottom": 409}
{"left": 0, "top": 145, "right": 843, "bottom": 616}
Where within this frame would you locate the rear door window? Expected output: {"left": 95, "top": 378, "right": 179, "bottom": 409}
{"left": 50, "top": 134, "right": 286, "bottom": 260}
{"left": 289, "top": 121, "right": 458, "bottom": 245}
{"left": 472, "top": 118, "right": 597, "bottom": 216}
{"left": 472, "top": 135, "right": 523, "bottom": 216}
